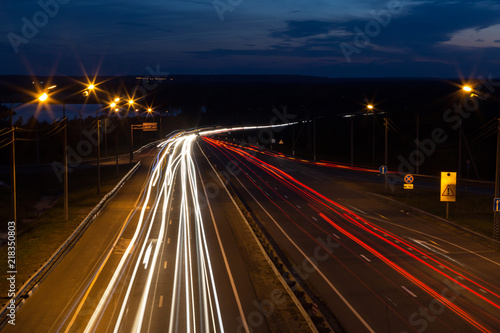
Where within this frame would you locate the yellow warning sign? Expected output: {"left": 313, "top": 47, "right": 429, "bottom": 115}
{"left": 404, "top": 184, "right": 413, "bottom": 190}
{"left": 279, "top": 140, "right": 284, "bottom": 144}
{"left": 440, "top": 172, "right": 456, "bottom": 202}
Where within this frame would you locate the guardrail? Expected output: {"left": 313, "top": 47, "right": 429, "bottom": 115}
{"left": 0, "top": 161, "right": 142, "bottom": 328}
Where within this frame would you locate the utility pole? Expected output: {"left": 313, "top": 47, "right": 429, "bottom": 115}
{"left": 97, "top": 119, "right": 101, "bottom": 195}
{"left": 130, "top": 120, "right": 134, "bottom": 163}
{"left": 494, "top": 115, "right": 500, "bottom": 240}
{"left": 416, "top": 115, "right": 420, "bottom": 174}
{"left": 63, "top": 104, "right": 68, "bottom": 221}
{"left": 350, "top": 116, "right": 354, "bottom": 167}
{"left": 384, "top": 116, "right": 388, "bottom": 191}
{"left": 313, "top": 117, "right": 317, "bottom": 161}
{"left": 10, "top": 108, "right": 16, "bottom": 224}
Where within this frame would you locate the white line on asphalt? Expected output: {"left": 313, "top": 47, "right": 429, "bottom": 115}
{"left": 312, "top": 216, "right": 318, "bottom": 221}
{"left": 360, "top": 255, "right": 371, "bottom": 262}
{"left": 332, "top": 233, "right": 340, "bottom": 239}
{"left": 222, "top": 166, "right": 375, "bottom": 333}
{"left": 159, "top": 295, "right": 164, "bottom": 308}
{"left": 401, "top": 286, "right": 417, "bottom": 298}
{"left": 164, "top": 261, "right": 167, "bottom": 269}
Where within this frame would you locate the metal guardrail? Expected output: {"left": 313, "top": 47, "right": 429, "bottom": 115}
{"left": 0, "top": 161, "right": 142, "bottom": 327}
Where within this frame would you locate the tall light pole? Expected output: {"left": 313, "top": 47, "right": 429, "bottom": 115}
{"left": 38, "top": 87, "right": 68, "bottom": 221}
{"left": 367, "top": 104, "right": 375, "bottom": 163}
{"left": 9, "top": 105, "right": 16, "bottom": 224}
{"left": 462, "top": 85, "right": 499, "bottom": 240}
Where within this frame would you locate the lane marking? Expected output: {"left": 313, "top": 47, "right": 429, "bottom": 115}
{"left": 216, "top": 164, "right": 375, "bottom": 333}
{"left": 167, "top": 238, "right": 170, "bottom": 244}
{"left": 196, "top": 151, "right": 250, "bottom": 333}
{"left": 159, "top": 295, "right": 163, "bottom": 308}
{"left": 360, "top": 254, "right": 371, "bottom": 262}
{"left": 332, "top": 233, "right": 340, "bottom": 239}
{"left": 312, "top": 216, "right": 318, "bottom": 222}
{"left": 169, "top": 219, "right": 172, "bottom": 225}
{"left": 164, "top": 261, "right": 167, "bottom": 269}
{"left": 401, "top": 286, "right": 417, "bottom": 298}
{"left": 296, "top": 205, "right": 301, "bottom": 209}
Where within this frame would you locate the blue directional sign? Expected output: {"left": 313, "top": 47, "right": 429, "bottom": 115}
{"left": 494, "top": 198, "right": 500, "bottom": 212}
{"left": 379, "top": 165, "right": 387, "bottom": 175}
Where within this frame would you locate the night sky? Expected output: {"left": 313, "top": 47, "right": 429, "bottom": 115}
{"left": 2, "top": 0, "right": 500, "bottom": 78}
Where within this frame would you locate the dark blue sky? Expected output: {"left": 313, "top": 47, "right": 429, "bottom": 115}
{"left": 2, "top": 0, "right": 500, "bottom": 78}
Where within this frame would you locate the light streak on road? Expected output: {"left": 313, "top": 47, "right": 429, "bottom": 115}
{"left": 82, "top": 133, "right": 225, "bottom": 332}
{"left": 202, "top": 135, "right": 500, "bottom": 332}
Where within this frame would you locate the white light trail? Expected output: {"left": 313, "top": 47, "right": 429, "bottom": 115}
{"left": 82, "top": 132, "right": 225, "bottom": 333}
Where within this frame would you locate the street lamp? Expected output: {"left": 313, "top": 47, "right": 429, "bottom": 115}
{"left": 460, "top": 84, "right": 499, "bottom": 240}
{"left": 37, "top": 86, "right": 69, "bottom": 221}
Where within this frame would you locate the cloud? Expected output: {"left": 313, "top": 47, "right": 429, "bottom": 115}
{"left": 443, "top": 24, "right": 500, "bottom": 48}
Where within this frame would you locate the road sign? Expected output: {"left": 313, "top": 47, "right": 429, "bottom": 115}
{"left": 279, "top": 140, "right": 284, "bottom": 144}
{"left": 404, "top": 174, "right": 414, "bottom": 184}
{"left": 379, "top": 165, "right": 387, "bottom": 175}
{"left": 404, "top": 184, "right": 414, "bottom": 190}
{"left": 494, "top": 198, "right": 500, "bottom": 212}
{"left": 143, "top": 122, "right": 157, "bottom": 132}
{"left": 440, "top": 172, "right": 456, "bottom": 202}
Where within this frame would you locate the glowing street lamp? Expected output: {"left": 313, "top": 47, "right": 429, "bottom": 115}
{"left": 38, "top": 92, "right": 48, "bottom": 102}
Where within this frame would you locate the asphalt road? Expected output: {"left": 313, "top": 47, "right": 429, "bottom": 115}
{"left": 3, "top": 134, "right": 307, "bottom": 333}
{"left": 201, "top": 137, "right": 500, "bottom": 333}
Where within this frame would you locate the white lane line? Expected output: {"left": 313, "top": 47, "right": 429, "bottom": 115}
{"left": 479, "top": 289, "right": 487, "bottom": 294}
{"left": 296, "top": 205, "right": 301, "bottom": 209}
{"left": 284, "top": 195, "right": 288, "bottom": 198}
{"left": 410, "top": 239, "right": 449, "bottom": 254}
{"left": 367, "top": 215, "right": 500, "bottom": 268}
{"left": 220, "top": 165, "right": 375, "bottom": 333}
{"left": 312, "top": 216, "right": 318, "bottom": 222}
{"left": 167, "top": 238, "right": 171, "bottom": 244}
{"left": 332, "top": 233, "right": 340, "bottom": 239}
{"left": 197, "top": 151, "right": 250, "bottom": 333}
{"left": 360, "top": 254, "right": 371, "bottom": 262}
{"left": 345, "top": 204, "right": 367, "bottom": 215}
{"left": 401, "top": 286, "right": 417, "bottom": 298}
{"left": 159, "top": 295, "right": 164, "bottom": 308}
{"left": 164, "top": 261, "right": 167, "bottom": 269}
{"left": 169, "top": 219, "right": 172, "bottom": 225}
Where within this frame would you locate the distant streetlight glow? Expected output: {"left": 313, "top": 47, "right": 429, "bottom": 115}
{"left": 114, "top": 97, "right": 120, "bottom": 102}
{"left": 147, "top": 108, "right": 153, "bottom": 113}
{"left": 110, "top": 102, "right": 117, "bottom": 108}
{"left": 462, "top": 85, "right": 472, "bottom": 92}
{"left": 38, "top": 92, "right": 48, "bottom": 102}
{"left": 367, "top": 104, "right": 374, "bottom": 110}
{"left": 88, "top": 84, "right": 95, "bottom": 90}
{"left": 128, "top": 100, "right": 134, "bottom": 105}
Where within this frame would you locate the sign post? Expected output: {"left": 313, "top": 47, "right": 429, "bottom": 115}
{"left": 440, "top": 172, "right": 456, "bottom": 219}
{"left": 404, "top": 174, "right": 414, "bottom": 201}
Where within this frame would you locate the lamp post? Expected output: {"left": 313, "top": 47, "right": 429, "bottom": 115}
{"left": 38, "top": 86, "right": 68, "bottom": 221}
{"left": 9, "top": 105, "right": 17, "bottom": 224}
{"left": 462, "top": 85, "right": 499, "bottom": 240}
{"left": 367, "top": 104, "right": 376, "bottom": 163}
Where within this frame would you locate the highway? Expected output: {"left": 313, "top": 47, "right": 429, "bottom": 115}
{"left": 4, "top": 132, "right": 309, "bottom": 332}
{"left": 201, "top": 136, "right": 500, "bottom": 333}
